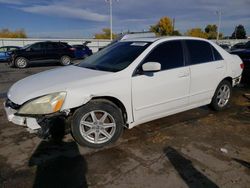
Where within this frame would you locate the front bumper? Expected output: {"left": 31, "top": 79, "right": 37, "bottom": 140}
{"left": 4, "top": 102, "right": 41, "bottom": 130}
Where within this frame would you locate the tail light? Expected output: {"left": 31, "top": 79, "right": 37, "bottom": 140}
{"left": 240, "top": 63, "right": 244, "bottom": 69}
{"left": 69, "top": 47, "right": 76, "bottom": 51}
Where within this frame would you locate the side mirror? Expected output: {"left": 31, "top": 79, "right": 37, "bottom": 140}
{"left": 142, "top": 62, "right": 161, "bottom": 72}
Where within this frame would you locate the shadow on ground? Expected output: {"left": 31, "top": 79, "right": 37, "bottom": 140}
{"left": 164, "top": 147, "right": 219, "bottom": 188}
{"left": 233, "top": 158, "right": 250, "bottom": 169}
{"left": 29, "top": 118, "right": 88, "bottom": 188}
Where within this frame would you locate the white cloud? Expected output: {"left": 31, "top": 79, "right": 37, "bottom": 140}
{"left": 19, "top": 4, "right": 109, "bottom": 22}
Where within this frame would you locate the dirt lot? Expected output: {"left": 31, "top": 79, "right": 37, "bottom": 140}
{"left": 0, "top": 62, "right": 250, "bottom": 188}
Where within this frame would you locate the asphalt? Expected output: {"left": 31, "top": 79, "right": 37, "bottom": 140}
{"left": 0, "top": 62, "right": 250, "bottom": 188}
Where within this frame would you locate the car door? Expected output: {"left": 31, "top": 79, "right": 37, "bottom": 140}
{"left": 132, "top": 40, "right": 190, "bottom": 122}
{"left": 27, "top": 43, "right": 46, "bottom": 61}
{"left": 45, "top": 42, "right": 63, "bottom": 60}
{"left": 184, "top": 40, "right": 226, "bottom": 105}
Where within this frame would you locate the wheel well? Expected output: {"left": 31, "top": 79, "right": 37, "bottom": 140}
{"left": 222, "top": 77, "right": 232, "bottom": 85}
{"left": 91, "top": 96, "right": 128, "bottom": 124}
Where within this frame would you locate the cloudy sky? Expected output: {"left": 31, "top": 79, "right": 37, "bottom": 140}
{"left": 0, "top": 0, "right": 249, "bottom": 38}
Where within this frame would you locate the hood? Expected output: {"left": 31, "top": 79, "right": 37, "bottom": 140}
{"left": 8, "top": 65, "right": 110, "bottom": 105}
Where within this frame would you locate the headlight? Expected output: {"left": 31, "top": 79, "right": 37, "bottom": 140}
{"left": 17, "top": 92, "right": 66, "bottom": 115}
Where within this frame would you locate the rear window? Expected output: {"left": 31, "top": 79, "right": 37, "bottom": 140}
{"left": 185, "top": 40, "right": 214, "bottom": 65}
{"left": 212, "top": 46, "right": 223, "bottom": 61}
{"left": 59, "top": 42, "right": 70, "bottom": 48}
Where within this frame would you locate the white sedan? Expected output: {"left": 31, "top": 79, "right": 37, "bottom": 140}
{"left": 4, "top": 37, "right": 243, "bottom": 148}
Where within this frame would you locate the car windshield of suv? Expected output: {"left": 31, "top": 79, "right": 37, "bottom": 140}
{"left": 22, "top": 44, "right": 32, "bottom": 49}
{"left": 245, "top": 41, "right": 250, "bottom": 49}
{"left": 78, "top": 41, "right": 151, "bottom": 72}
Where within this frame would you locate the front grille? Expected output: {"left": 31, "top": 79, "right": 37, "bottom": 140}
{"left": 5, "top": 99, "right": 21, "bottom": 110}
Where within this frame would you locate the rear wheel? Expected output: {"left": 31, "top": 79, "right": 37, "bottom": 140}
{"left": 71, "top": 99, "right": 124, "bottom": 148}
{"left": 15, "top": 57, "right": 28, "bottom": 68}
{"left": 60, "top": 55, "right": 71, "bottom": 66}
{"left": 210, "top": 80, "right": 232, "bottom": 111}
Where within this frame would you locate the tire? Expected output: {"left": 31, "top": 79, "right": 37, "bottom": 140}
{"left": 60, "top": 55, "right": 71, "bottom": 66}
{"left": 71, "top": 99, "right": 124, "bottom": 148}
{"left": 210, "top": 80, "right": 232, "bottom": 111}
{"left": 15, "top": 57, "right": 28, "bottom": 68}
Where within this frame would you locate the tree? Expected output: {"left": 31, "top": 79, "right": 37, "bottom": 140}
{"left": 204, "top": 24, "right": 223, "bottom": 39}
{"left": 0, "top": 28, "right": 27, "bottom": 38}
{"left": 205, "top": 24, "right": 217, "bottom": 33}
{"left": 150, "top": 17, "right": 174, "bottom": 36}
{"left": 185, "top": 28, "right": 208, "bottom": 39}
{"left": 205, "top": 24, "right": 217, "bottom": 39}
{"left": 172, "top": 30, "right": 182, "bottom": 36}
{"left": 94, "top": 28, "right": 117, "bottom": 39}
{"left": 231, "top": 25, "right": 247, "bottom": 39}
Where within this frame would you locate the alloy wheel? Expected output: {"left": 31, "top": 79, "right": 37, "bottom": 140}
{"left": 216, "top": 84, "right": 230, "bottom": 107}
{"left": 79, "top": 110, "right": 116, "bottom": 144}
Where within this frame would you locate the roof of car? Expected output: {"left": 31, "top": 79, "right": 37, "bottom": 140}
{"left": 121, "top": 36, "right": 210, "bottom": 43}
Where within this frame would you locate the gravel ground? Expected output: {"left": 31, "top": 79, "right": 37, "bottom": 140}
{"left": 0, "top": 62, "right": 250, "bottom": 188}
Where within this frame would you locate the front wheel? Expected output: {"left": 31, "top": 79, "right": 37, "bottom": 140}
{"left": 71, "top": 99, "right": 124, "bottom": 148}
{"left": 15, "top": 57, "right": 28, "bottom": 68}
{"left": 210, "top": 80, "right": 232, "bottom": 111}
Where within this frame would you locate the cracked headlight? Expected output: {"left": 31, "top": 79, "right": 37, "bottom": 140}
{"left": 17, "top": 92, "right": 66, "bottom": 115}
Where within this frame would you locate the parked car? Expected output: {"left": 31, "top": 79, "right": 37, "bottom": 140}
{"left": 231, "top": 42, "right": 246, "bottom": 51}
{"left": 230, "top": 41, "right": 250, "bottom": 82}
{"left": 72, "top": 43, "right": 93, "bottom": 59}
{"left": 9, "top": 41, "right": 76, "bottom": 68}
{"left": 0, "top": 46, "right": 20, "bottom": 62}
{"left": 219, "top": 44, "right": 231, "bottom": 52}
{"left": 4, "top": 37, "right": 243, "bottom": 148}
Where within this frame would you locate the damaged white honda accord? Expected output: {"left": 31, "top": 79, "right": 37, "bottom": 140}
{"left": 4, "top": 37, "right": 243, "bottom": 148}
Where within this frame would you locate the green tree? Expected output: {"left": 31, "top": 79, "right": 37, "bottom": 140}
{"left": 185, "top": 28, "right": 208, "bottom": 39}
{"left": 204, "top": 24, "right": 223, "bottom": 39}
{"left": 150, "top": 17, "right": 174, "bottom": 36}
{"left": 94, "top": 28, "right": 117, "bottom": 39}
{"left": 205, "top": 24, "right": 217, "bottom": 33}
{"left": 0, "top": 28, "right": 27, "bottom": 38}
{"left": 172, "top": 30, "right": 182, "bottom": 36}
{"left": 205, "top": 24, "right": 217, "bottom": 39}
{"left": 231, "top": 25, "right": 247, "bottom": 39}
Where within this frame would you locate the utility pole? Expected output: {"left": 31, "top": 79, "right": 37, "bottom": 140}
{"left": 172, "top": 18, "right": 175, "bottom": 33}
{"left": 216, "top": 10, "right": 221, "bottom": 41}
{"left": 106, "top": 0, "right": 118, "bottom": 41}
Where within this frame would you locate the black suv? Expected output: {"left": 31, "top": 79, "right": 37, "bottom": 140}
{"left": 9, "top": 41, "right": 76, "bottom": 68}
{"left": 230, "top": 41, "right": 250, "bottom": 82}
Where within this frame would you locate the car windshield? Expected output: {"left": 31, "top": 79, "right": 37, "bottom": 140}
{"left": 22, "top": 44, "right": 32, "bottom": 49}
{"left": 245, "top": 41, "right": 250, "bottom": 49}
{"left": 77, "top": 41, "right": 151, "bottom": 72}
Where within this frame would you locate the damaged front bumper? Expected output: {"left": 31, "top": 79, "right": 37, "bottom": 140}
{"left": 4, "top": 100, "right": 70, "bottom": 138}
{"left": 4, "top": 102, "right": 41, "bottom": 131}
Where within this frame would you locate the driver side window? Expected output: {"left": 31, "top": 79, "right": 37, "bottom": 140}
{"left": 142, "top": 40, "right": 184, "bottom": 71}
{"left": 31, "top": 43, "right": 43, "bottom": 51}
